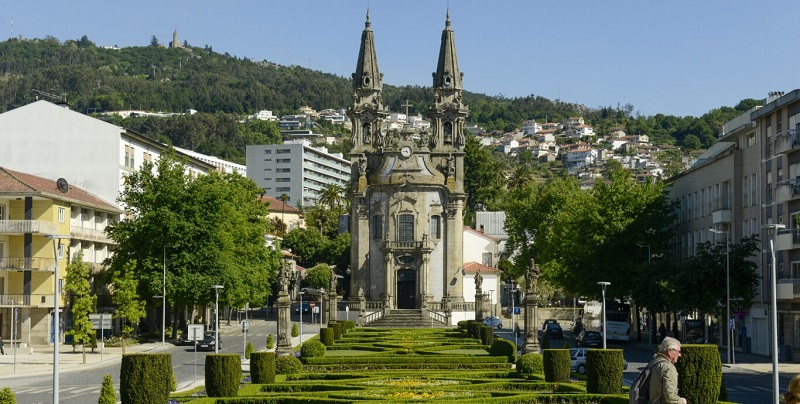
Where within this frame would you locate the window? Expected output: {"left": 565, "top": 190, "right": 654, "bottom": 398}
{"left": 398, "top": 214, "right": 414, "bottom": 242}
{"left": 276, "top": 149, "right": 291, "bottom": 154}
{"left": 277, "top": 158, "right": 291, "bottom": 163}
{"left": 124, "top": 145, "right": 135, "bottom": 168}
{"left": 0, "top": 204, "right": 5, "bottom": 220}
{"left": 372, "top": 215, "right": 383, "bottom": 240}
{"left": 277, "top": 168, "right": 291, "bottom": 173}
{"left": 431, "top": 215, "right": 441, "bottom": 239}
{"left": 482, "top": 252, "right": 492, "bottom": 267}
{"left": 58, "top": 207, "right": 66, "bottom": 223}
{"left": 58, "top": 243, "right": 65, "bottom": 259}
{"left": 143, "top": 152, "right": 153, "bottom": 163}
{"left": 276, "top": 178, "right": 290, "bottom": 182}
{"left": 276, "top": 187, "right": 290, "bottom": 192}
{"left": 264, "top": 149, "right": 272, "bottom": 154}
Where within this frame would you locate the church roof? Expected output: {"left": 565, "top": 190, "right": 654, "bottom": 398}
{"left": 462, "top": 261, "right": 500, "bottom": 274}
{"left": 433, "top": 9, "right": 462, "bottom": 90}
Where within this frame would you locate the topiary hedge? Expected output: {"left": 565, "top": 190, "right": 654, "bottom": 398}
{"left": 119, "top": 353, "right": 173, "bottom": 404}
{"left": 98, "top": 374, "right": 115, "bottom": 404}
{"left": 516, "top": 353, "right": 544, "bottom": 375}
{"left": 291, "top": 323, "right": 299, "bottom": 337}
{"left": 205, "top": 354, "right": 241, "bottom": 397}
{"left": 320, "top": 328, "right": 335, "bottom": 346}
{"left": 249, "top": 352, "right": 276, "bottom": 384}
{"left": 330, "top": 321, "right": 342, "bottom": 340}
{"left": 585, "top": 349, "right": 624, "bottom": 394}
{"left": 676, "top": 344, "right": 722, "bottom": 404}
{"left": 543, "top": 349, "right": 571, "bottom": 383}
{"left": 470, "top": 321, "right": 482, "bottom": 339}
{"left": 275, "top": 355, "right": 303, "bottom": 375}
{"left": 245, "top": 341, "right": 254, "bottom": 359}
{"left": 480, "top": 326, "right": 494, "bottom": 345}
{"left": 301, "top": 339, "right": 326, "bottom": 358}
{"left": 488, "top": 338, "right": 516, "bottom": 363}
{"left": 0, "top": 387, "right": 15, "bottom": 404}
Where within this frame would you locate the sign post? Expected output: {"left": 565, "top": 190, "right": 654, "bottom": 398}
{"left": 187, "top": 324, "right": 204, "bottom": 382}
{"left": 89, "top": 313, "right": 112, "bottom": 361}
{"left": 241, "top": 320, "right": 250, "bottom": 359}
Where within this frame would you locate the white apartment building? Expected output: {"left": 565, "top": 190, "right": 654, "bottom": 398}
{"left": 521, "top": 119, "right": 541, "bottom": 136}
{"left": 174, "top": 146, "right": 247, "bottom": 176}
{"left": 246, "top": 140, "right": 350, "bottom": 208}
{"left": 0, "top": 101, "right": 216, "bottom": 209}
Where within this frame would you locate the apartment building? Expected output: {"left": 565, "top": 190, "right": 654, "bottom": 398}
{"left": 0, "top": 167, "right": 122, "bottom": 346}
{"left": 246, "top": 140, "right": 350, "bottom": 208}
{"left": 669, "top": 104, "right": 767, "bottom": 356}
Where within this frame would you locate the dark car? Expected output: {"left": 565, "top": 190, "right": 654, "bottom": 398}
{"left": 544, "top": 323, "right": 564, "bottom": 339}
{"left": 195, "top": 332, "right": 221, "bottom": 351}
{"left": 575, "top": 330, "right": 602, "bottom": 348}
{"left": 174, "top": 333, "right": 195, "bottom": 346}
{"left": 542, "top": 318, "right": 559, "bottom": 331}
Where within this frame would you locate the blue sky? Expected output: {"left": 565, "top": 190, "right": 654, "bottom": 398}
{"left": 1, "top": 1, "right": 798, "bottom": 118}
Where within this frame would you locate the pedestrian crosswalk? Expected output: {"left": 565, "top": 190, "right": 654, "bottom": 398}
{"left": 13, "top": 385, "right": 99, "bottom": 395}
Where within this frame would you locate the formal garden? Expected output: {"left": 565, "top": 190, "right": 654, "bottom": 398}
{"left": 108, "top": 320, "right": 729, "bottom": 404}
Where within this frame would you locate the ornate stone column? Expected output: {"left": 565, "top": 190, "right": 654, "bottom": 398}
{"left": 357, "top": 287, "right": 366, "bottom": 326}
{"left": 275, "top": 265, "right": 293, "bottom": 356}
{"left": 523, "top": 259, "right": 541, "bottom": 354}
{"left": 474, "top": 271, "right": 484, "bottom": 321}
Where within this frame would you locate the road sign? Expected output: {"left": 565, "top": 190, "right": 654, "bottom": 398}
{"left": 309, "top": 301, "right": 315, "bottom": 308}
{"left": 729, "top": 318, "right": 735, "bottom": 330}
{"left": 241, "top": 320, "right": 250, "bottom": 331}
{"left": 188, "top": 324, "right": 204, "bottom": 341}
{"left": 513, "top": 307, "right": 521, "bottom": 314}
{"left": 89, "top": 313, "right": 112, "bottom": 330}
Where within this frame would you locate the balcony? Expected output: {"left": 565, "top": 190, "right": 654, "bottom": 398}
{"left": 711, "top": 197, "right": 731, "bottom": 224}
{"left": 0, "top": 294, "right": 55, "bottom": 308}
{"left": 384, "top": 240, "right": 434, "bottom": 252}
{"left": 775, "top": 229, "right": 800, "bottom": 252}
{"left": 777, "top": 279, "right": 800, "bottom": 300}
{"left": 70, "top": 225, "right": 113, "bottom": 243}
{"left": 774, "top": 129, "right": 800, "bottom": 155}
{"left": 0, "top": 220, "right": 59, "bottom": 235}
{"left": 776, "top": 179, "right": 800, "bottom": 203}
{"left": 0, "top": 257, "right": 57, "bottom": 271}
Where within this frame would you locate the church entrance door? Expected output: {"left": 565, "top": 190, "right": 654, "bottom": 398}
{"left": 396, "top": 268, "right": 417, "bottom": 309}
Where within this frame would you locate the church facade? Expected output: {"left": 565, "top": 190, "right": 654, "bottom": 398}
{"left": 348, "top": 12, "right": 469, "bottom": 311}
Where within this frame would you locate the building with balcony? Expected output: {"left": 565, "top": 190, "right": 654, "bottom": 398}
{"left": 246, "top": 140, "right": 350, "bottom": 208}
{"left": 0, "top": 167, "right": 122, "bottom": 346}
{"left": 668, "top": 105, "right": 765, "bottom": 354}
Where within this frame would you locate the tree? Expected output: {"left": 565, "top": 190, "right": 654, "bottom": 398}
{"left": 682, "top": 134, "right": 702, "bottom": 150}
{"left": 305, "top": 264, "right": 334, "bottom": 291}
{"left": 150, "top": 35, "right": 159, "bottom": 47}
{"left": 65, "top": 252, "right": 96, "bottom": 364}
{"left": 464, "top": 134, "right": 505, "bottom": 218}
{"left": 110, "top": 260, "right": 146, "bottom": 354}
{"left": 317, "top": 183, "right": 348, "bottom": 211}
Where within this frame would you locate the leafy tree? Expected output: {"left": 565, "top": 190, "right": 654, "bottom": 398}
{"left": 682, "top": 134, "right": 702, "bottom": 150}
{"left": 317, "top": 183, "right": 348, "bottom": 211}
{"left": 305, "top": 264, "right": 334, "bottom": 290}
{"left": 150, "top": 35, "right": 159, "bottom": 47}
{"left": 464, "top": 134, "right": 505, "bottom": 220}
{"left": 64, "top": 252, "right": 96, "bottom": 364}
{"left": 109, "top": 259, "right": 146, "bottom": 354}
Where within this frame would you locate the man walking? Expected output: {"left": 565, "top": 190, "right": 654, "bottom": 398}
{"left": 648, "top": 336, "right": 687, "bottom": 404}
{"left": 0, "top": 335, "right": 5, "bottom": 355}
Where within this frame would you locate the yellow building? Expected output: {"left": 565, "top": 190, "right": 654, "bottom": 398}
{"left": 0, "top": 167, "right": 122, "bottom": 346}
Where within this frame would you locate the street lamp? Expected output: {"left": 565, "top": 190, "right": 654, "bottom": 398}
{"left": 211, "top": 285, "right": 224, "bottom": 354}
{"left": 597, "top": 282, "right": 610, "bottom": 349}
{"left": 161, "top": 245, "right": 169, "bottom": 347}
{"left": 710, "top": 228, "right": 731, "bottom": 365}
{"left": 46, "top": 233, "right": 69, "bottom": 404}
{"left": 319, "top": 288, "right": 326, "bottom": 326}
{"left": 637, "top": 243, "right": 651, "bottom": 343}
{"left": 762, "top": 223, "right": 785, "bottom": 404}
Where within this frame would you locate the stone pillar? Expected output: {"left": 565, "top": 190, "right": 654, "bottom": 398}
{"left": 523, "top": 293, "right": 540, "bottom": 354}
{"left": 328, "top": 289, "right": 339, "bottom": 323}
{"left": 474, "top": 293, "right": 484, "bottom": 321}
{"left": 275, "top": 291, "right": 292, "bottom": 356}
{"left": 357, "top": 287, "right": 366, "bottom": 326}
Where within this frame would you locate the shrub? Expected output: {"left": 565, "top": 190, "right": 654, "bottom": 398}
{"left": 205, "top": 354, "right": 241, "bottom": 397}
{"left": 0, "top": 387, "right": 15, "bottom": 404}
{"left": 470, "top": 321, "right": 482, "bottom": 339}
{"left": 119, "top": 353, "right": 173, "bottom": 404}
{"left": 320, "top": 328, "right": 335, "bottom": 346}
{"left": 480, "top": 326, "right": 494, "bottom": 345}
{"left": 245, "top": 341, "right": 254, "bottom": 359}
{"left": 675, "top": 344, "right": 722, "bottom": 404}
{"left": 585, "top": 349, "right": 624, "bottom": 394}
{"left": 275, "top": 355, "right": 303, "bottom": 375}
{"left": 291, "top": 323, "right": 299, "bottom": 337}
{"left": 489, "top": 338, "right": 516, "bottom": 363}
{"left": 542, "top": 349, "right": 571, "bottom": 383}
{"left": 345, "top": 320, "right": 356, "bottom": 331}
{"left": 266, "top": 334, "right": 274, "bottom": 349}
{"left": 516, "top": 353, "right": 544, "bottom": 375}
{"left": 301, "top": 339, "right": 326, "bottom": 358}
{"left": 330, "top": 322, "right": 342, "bottom": 340}
{"left": 466, "top": 320, "right": 475, "bottom": 332}
{"left": 457, "top": 320, "right": 467, "bottom": 330}
{"left": 562, "top": 341, "right": 571, "bottom": 349}
{"left": 719, "top": 376, "right": 728, "bottom": 401}
{"left": 98, "top": 375, "right": 115, "bottom": 404}
{"left": 250, "top": 352, "right": 276, "bottom": 384}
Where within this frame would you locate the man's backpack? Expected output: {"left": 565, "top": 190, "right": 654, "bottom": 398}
{"left": 629, "top": 360, "right": 656, "bottom": 404}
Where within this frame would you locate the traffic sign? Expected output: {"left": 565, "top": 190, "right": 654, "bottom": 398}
{"left": 309, "top": 301, "right": 316, "bottom": 308}
{"left": 89, "top": 313, "right": 112, "bottom": 330}
{"left": 513, "top": 307, "right": 521, "bottom": 314}
{"left": 241, "top": 320, "right": 250, "bottom": 331}
{"left": 729, "top": 318, "right": 735, "bottom": 330}
{"left": 188, "top": 324, "right": 204, "bottom": 341}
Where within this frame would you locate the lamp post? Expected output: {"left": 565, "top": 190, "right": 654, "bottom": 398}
{"left": 597, "top": 282, "right": 610, "bottom": 349}
{"left": 10, "top": 299, "right": 15, "bottom": 374}
{"left": 319, "top": 288, "right": 326, "bottom": 326}
{"left": 46, "top": 234, "right": 69, "bottom": 404}
{"left": 710, "top": 228, "right": 731, "bottom": 365}
{"left": 637, "top": 243, "right": 651, "bottom": 343}
{"left": 211, "top": 285, "right": 224, "bottom": 354}
{"left": 162, "top": 245, "right": 169, "bottom": 347}
{"left": 488, "top": 290, "right": 494, "bottom": 316}
{"left": 763, "top": 223, "right": 785, "bottom": 404}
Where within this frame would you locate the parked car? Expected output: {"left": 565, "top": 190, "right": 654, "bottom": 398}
{"left": 174, "top": 332, "right": 196, "bottom": 346}
{"left": 483, "top": 316, "right": 503, "bottom": 329}
{"left": 570, "top": 348, "right": 628, "bottom": 374}
{"left": 575, "top": 330, "right": 602, "bottom": 348}
{"left": 295, "top": 302, "right": 311, "bottom": 314}
{"left": 542, "top": 318, "right": 559, "bottom": 331}
{"left": 544, "top": 323, "right": 564, "bottom": 339}
{"left": 195, "top": 332, "right": 221, "bottom": 351}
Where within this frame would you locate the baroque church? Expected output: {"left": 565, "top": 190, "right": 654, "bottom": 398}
{"left": 348, "top": 11, "right": 469, "bottom": 312}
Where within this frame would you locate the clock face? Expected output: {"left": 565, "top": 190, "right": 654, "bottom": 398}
{"left": 400, "top": 146, "right": 412, "bottom": 158}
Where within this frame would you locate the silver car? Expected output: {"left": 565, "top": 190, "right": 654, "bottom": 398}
{"left": 482, "top": 316, "right": 503, "bottom": 329}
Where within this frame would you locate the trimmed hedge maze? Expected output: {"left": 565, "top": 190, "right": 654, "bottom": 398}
{"left": 171, "top": 327, "right": 629, "bottom": 403}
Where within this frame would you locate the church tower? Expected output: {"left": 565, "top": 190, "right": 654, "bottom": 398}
{"left": 349, "top": 11, "right": 468, "bottom": 314}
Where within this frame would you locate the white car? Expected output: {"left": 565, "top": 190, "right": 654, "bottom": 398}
{"left": 483, "top": 316, "right": 503, "bottom": 329}
{"left": 570, "top": 348, "right": 628, "bottom": 374}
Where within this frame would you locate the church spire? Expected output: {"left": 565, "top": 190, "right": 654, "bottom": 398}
{"left": 348, "top": 10, "right": 387, "bottom": 150}
{"left": 433, "top": 8, "right": 462, "bottom": 91}
{"left": 353, "top": 9, "right": 382, "bottom": 93}
{"left": 430, "top": 10, "right": 468, "bottom": 149}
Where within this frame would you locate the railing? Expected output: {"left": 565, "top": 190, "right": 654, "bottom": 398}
{"left": 385, "top": 240, "right": 431, "bottom": 250}
{"left": 775, "top": 179, "right": 800, "bottom": 203}
{"left": 70, "top": 225, "right": 113, "bottom": 243}
{"left": 363, "top": 310, "right": 383, "bottom": 323}
{"left": 429, "top": 310, "right": 447, "bottom": 324}
{"left": 0, "top": 294, "right": 55, "bottom": 307}
{"left": 774, "top": 129, "right": 800, "bottom": 155}
{"left": 0, "top": 220, "right": 59, "bottom": 234}
{"left": 427, "top": 301, "right": 475, "bottom": 311}
{"left": 363, "top": 301, "right": 385, "bottom": 310}
{"left": 0, "top": 257, "right": 56, "bottom": 271}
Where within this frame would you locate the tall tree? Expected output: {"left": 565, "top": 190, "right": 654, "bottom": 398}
{"left": 64, "top": 252, "right": 96, "bottom": 364}
{"left": 110, "top": 259, "right": 146, "bottom": 354}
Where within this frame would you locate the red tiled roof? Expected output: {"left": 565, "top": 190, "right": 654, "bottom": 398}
{"left": 260, "top": 195, "right": 301, "bottom": 213}
{"left": 0, "top": 167, "right": 120, "bottom": 211}
{"left": 462, "top": 261, "right": 500, "bottom": 273}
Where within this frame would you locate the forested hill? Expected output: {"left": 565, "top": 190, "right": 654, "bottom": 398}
{"left": 0, "top": 35, "right": 763, "bottom": 153}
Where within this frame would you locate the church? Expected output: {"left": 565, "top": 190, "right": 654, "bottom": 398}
{"left": 347, "top": 11, "right": 470, "bottom": 315}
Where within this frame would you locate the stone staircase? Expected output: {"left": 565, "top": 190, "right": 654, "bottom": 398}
{"left": 366, "top": 309, "right": 450, "bottom": 328}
